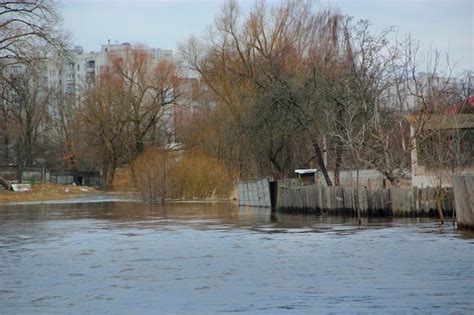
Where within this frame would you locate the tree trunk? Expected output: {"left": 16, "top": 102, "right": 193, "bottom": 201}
{"left": 334, "top": 108, "right": 344, "bottom": 186}
{"left": 269, "top": 156, "right": 283, "bottom": 176}
{"left": 160, "top": 152, "right": 167, "bottom": 204}
{"left": 136, "top": 139, "right": 144, "bottom": 155}
{"left": 16, "top": 143, "right": 22, "bottom": 183}
{"left": 103, "top": 161, "right": 116, "bottom": 190}
{"left": 356, "top": 168, "right": 361, "bottom": 226}
{"left": 66, "top": 141, "right": 77, "bottom": 171}
{"left": 436, "top": 189, "right": 445, "bottom": 225}
{"left": 0, "top": 176, "right": 11, "bottom": 190}
{"left": 334, "top": 139, "right": 342, "bottom": 186}
{"left": 129, "top": 162, "right": 140, "bottom": 190}
{"left": 2, "top": 112, "right": 9, "bottom": 164}
{"left": 313, "top": 141, "right": 333, "bottom": 186}
{"left": 134, "top": 119, "right": 144, "bottom": 155}
{"left": 106, "top": 162, "right": 116, "bottom": 190}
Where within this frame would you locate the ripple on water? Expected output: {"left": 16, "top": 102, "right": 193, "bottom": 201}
{"left": 0, "top": 202, "right": 473, "bottom": 314}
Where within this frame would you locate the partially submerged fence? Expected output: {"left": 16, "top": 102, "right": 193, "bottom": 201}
{"left": 277, "top": 183, "right": 391, "bottom": 215}
{"left": 453, "top": 175, "right": 474, "bottom": 229}
{"left": 276, "top": 179, "right": 453, "bottom": 216}
{"left": 238, "top": 178, "right": 454, "bottom": 216}
{"left": 238, "top": 178, "right": 272, "bottom": 207}
{"left": 391, "top": 187, "right": 453, "bottom": 215}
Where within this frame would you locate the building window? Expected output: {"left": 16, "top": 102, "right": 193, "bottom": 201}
{"left": 86, "top": 60, "right": 95, "bottom": 68}
{"left": 11, "top": 65, "right": 22, "bottom": 74}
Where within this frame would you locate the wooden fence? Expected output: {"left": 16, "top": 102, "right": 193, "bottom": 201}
{"left": 276, "top": 179, "right": 453, "bottom": 216}
{"left": 391, "top": 187, "right": 453, "bottom": 215}
{"left": 453, "top": 176, "right": 474, "bottom": 229}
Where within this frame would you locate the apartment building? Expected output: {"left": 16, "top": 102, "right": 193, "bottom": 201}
{"left": 47, "top": 42, "right": 173, "bottom": 95}
{"left": 45, "top": 42, "right": 178, "bottom": 143}
{"left": 1, "top": 57, "right": 49, "bottom": 104}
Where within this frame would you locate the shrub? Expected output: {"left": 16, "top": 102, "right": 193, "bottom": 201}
{"left": 133, "top": 147, "right": 233, "bottom": 202}
{"left": 133, "top": 147, "right": 177, "bottom": 203}
{"left": 172, "top": 150, "right": 233, "bottom": 199}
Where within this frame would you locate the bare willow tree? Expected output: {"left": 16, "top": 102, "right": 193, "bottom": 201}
{"left": 3, "top": 62, "right": 51, "bottom": 167}
{"left": 0, "top": 0, "right": 67, "bottom": 70}
{"left": 180, "top": 0, "right": 469, "bottom": 192}
{"left": 49, "top": 88, "right": 78, "bottom": 170}
{"left": 79, "top": 70, "right": 131, "bottom": 189}
{"left": 109, "top": 47, "right": 180, "bottom": 156}
{"left": 1, "top": 0, "right": 67, "bottom": 172}
{"left": 180, "top": 0, "right": 347, "bottom": 184}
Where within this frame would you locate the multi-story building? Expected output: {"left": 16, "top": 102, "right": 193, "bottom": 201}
{"left": 47, "top": 42, "right": 173, "bottom": 95}
{"left": 45, "top": 42, "right": 180, "bottom": 144}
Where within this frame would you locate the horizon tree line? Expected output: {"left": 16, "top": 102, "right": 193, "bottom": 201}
{"left": 0, "top": 0, "right": 472, "bottom": 196}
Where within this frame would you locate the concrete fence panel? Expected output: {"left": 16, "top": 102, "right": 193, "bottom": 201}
{"left": 453, "top": 176, "right": 474, "bottom": 229}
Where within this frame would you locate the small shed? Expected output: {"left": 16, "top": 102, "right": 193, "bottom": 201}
{"left": 294, "top": 169, "right": 318, "bottom": 185}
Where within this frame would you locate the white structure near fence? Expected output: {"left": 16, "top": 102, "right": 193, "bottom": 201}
{"left": 322, "top": 169, "right": 389, "bottom": 189}
{"left": 407, "top": 114, "right": 474, "bottom": 188}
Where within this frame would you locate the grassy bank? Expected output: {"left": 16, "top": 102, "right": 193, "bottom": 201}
{"left": 0, "top": 184, "right": 101, "bottom": 203}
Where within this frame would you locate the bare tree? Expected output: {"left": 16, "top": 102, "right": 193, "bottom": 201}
{"left": 109, "top": 47, "right": 180, "bottom": 156}
{"left": 49, "top": 88, "right": 78, "bottom": 169}
{"left": 3, "top": 62, "right": 51, "bottom": 167}
{"left": 180, "top": 0, "right": 345, "bottom": 184}
{"left": 0, "top": 0, "right": 66, "bottom": 70}
{"left": 324, "top": 21, "right": 467, "bottom": 188}
{"left": 0, "top": 0, "right": 67, "bottom": 169}
{"left": 179, "top": 0, "right": 470, "bottom": 194}
{"left": 78, "top": 70, "right": 131, "bottom": 189}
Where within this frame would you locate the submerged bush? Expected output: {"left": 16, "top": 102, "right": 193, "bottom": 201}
{"left": 133, "top": 147, "right": 177, "bottom": 203}
{"left": 133, "top": 147, "right": 233, "bottom": 202}
{"left": 172, "top": 150, "right": 233, "bottom": 199}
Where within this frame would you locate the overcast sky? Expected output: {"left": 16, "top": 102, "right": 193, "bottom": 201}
{"left": 60, "top": 0, "right": 473, "bottom": 73}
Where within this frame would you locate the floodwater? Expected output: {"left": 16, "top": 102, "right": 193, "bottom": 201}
{"left": 0, "top": 201, "right": 473, "bottom": 314}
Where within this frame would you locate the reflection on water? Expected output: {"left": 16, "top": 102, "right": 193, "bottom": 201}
{"left": 0, "top": 202, "right": 473, "bottom": 314}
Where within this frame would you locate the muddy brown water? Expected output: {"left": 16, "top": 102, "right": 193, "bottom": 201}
{"left": 0, "top": 201, "right": 473, "bottom": 314}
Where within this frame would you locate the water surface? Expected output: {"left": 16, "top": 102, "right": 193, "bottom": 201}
{"left": 0, "top": 202, "right": 473, "bottom": 314}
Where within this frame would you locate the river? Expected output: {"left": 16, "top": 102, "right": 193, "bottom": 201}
{"left": 0, "top": 201, "right": 473, "bottom": 314}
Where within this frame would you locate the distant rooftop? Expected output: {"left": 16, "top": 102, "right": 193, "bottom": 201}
{"left": 406, "top": 114, "right": 474, "bottom": 130}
